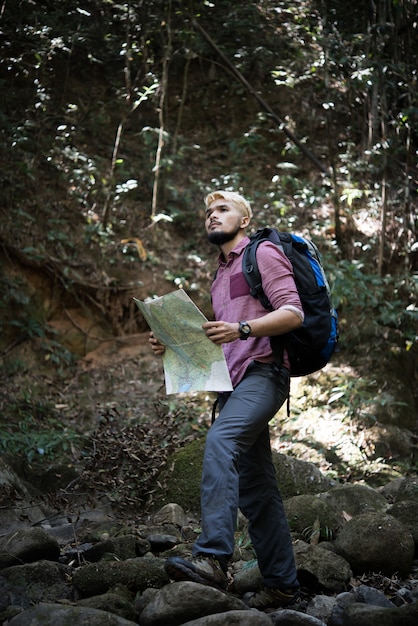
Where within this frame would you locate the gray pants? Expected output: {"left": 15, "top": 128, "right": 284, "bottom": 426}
{"left": 193, "top": 361, "right": 299, "bottom": 589}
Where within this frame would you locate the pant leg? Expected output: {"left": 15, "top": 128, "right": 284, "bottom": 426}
{"left": 238, "top": 422, "right": 299, "bottom": 589}
{"left": 193, "top": 363, "right": 294, "bottom": 581}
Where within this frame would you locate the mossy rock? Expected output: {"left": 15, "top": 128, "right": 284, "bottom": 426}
{"left": 318, "top": 483, "right": 388, "bottom": 520}
{"left": 153, "top": 438, "right": 333, "bottom": 515}
{"left": 153, "top": 438, "right": 205, "bottom": 514}
{"left": 284, "top": 494, "right": 339, "bottom": 540}
{"left": 272, "top": 452, "right": 333, "bottom": 499}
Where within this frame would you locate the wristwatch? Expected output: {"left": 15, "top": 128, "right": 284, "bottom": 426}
{"left": 238, "top": 321, "right": 252, "bottom": 340}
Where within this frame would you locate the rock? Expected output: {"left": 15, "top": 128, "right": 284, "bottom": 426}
{"left": 293, "top": 540, "right": 352, "bottom": 592}
{"left": 362, "top": 424, "right": 414, "bottom": 462}
{"left": 341, "top": 600, "right": 418, "bottom": 626}
{"left": 269, "top": 609, "right": 327, "bottom": 625}
{"left": 0, "top": 458, "right": 48, "bottom": 533}
{"left": 329, "top": 591, "right": 361, "bottom": 626}
{"left": 0, "top": 527, "right": 60, "bottom": 569}
{"left": 329, "top": 589, "right": 417, "bottom": 626}
{"left": 0, "top": 560, "right": 73, "bottom": 611}
{"left": 155, "top": 439, "right": 205, "bottom": 512}
{"left": 70, "top": 535, "right": 138, "bottom": 563}
{"left": 395, "top": 584, "right": 418, "bottom": 605}
{"left": 72, "top": 556, "right": 169, "bottom": 598}
{"left": 273, "top": 453, "right": 333, "bottom": 498}
{"left": 153, "top": 502, "right": 188, "bottom": 527}
{"left": 328, "top": 586, "right": 396, "bottom": 626}
{"left": 0, "top": 478, "right": 417, "bottom": 626}
{"left": 379, "top": 477, "right": 406, "bottom": 502}
{"left": 146, "top": 533, "right": 178, "bottom": 552}
{"left": 234, "top": 545, "right": 345, "bottom": 601}
{"left": 354, "top": 584, "right": 396, "bottom": 607}
{"left": 383, "top": 476, "right": 418, "bottom": 503}
{"left": 284, "top": 494, "right": 340, "bottom": 539}
{"left": 138, "top": 581, "right": 248, "bottom": 626}
{"left": 232, "top": 562, "right": 262, "bottom": 595}
{"left": 389, "top": 500, "right": 418, "bottom": 549}
{"left": 6, "top": 602, "right": 139, "bottom": 625}
{"left": 306, "top": 594, "right": 337, "bottom": 624}
{"left": 318, "top": 483, "right": 388, "bottom": 523}
{"left": 181, "top": 609, "right": 272, "bottom": 625}
{"left": 62, "top": 535, "right": 150, "bottom": 565}
{"left": 333, "top": 512, "right": 414, "bottom": 577}
{"left": 77, "top": 592, "right": 136, "bottom": 621}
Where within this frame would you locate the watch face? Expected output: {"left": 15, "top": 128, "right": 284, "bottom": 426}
{"left": 239, "top": 321, "right": 251, "bottom": 338}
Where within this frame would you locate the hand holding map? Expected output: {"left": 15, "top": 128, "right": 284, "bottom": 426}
{"left": 134, "top": 289, "right": 233, "bottom": 395}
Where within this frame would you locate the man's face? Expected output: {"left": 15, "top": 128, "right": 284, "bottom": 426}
{"left": 205, "top": 198, "right": 247, "bottom": 245}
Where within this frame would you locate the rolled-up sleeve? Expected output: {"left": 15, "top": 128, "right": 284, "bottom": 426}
{"left": 256, "top": 242, "right": 304, "bottom": 319}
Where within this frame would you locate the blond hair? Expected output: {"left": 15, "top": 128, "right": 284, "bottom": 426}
{"left": 204, "top": 190, "right": 253, "bottom": 219}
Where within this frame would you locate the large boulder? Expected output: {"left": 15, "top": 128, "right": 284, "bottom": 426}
{"left": 361, "top": 424, "right": 414, "bottom": 462}
{"left": 337, "top": 600, "right": 418, "bottom": 626}
{"left": 0, "top": 560, "right": 73, "bottom": 612}
{"left": 284, "top": 494, "right": 340, "bottom": 540}
{"left": 318, "top": 483, "right": 388, "bottom": 524}
{"left": 138, "top": 581, "right": 248, "bottom": 626}
{"left": 155, "top": 438, "right": 204, "bottom": 513}
{"left": 72, "top": 556, "right": 169, "bottom": 598}
{"left": 388, "top": 499, "right": 418, "bottom": 552}
{"left": 333, "top": 512, "right": 414, "bottom": 577}
{"left": 233, "top": 540, "right": 352, "bottom": 596}
{"left": 273, "top": 453, "right": 333, "bottom": 499}
{"left": 293, "top": 540, "right": 352, "bottom": 592}
{"left": 389, "top": 477, "right": 418, "bottom": 503}
{"left": 181, "top": 611, "right": 273, "bottom": 625}
{"left": 0, "top": 527, "right": 60, "bottom": 569}
{"left": 7, "top": 603, "right": 138, "bottom": 626}
{"left": 267, "top": 610, "right": 328, "bottom": 625}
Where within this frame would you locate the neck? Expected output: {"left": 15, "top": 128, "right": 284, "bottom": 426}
{"left": 219, "top": 231, "right": 247, "bottom": 260}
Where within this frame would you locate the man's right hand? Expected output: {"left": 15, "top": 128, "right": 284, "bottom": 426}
{"left": 149, "top": 332, "right": 166, "bottom": 355}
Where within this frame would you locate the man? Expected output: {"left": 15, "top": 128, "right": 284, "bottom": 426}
{"left": 149, "top": 190, "right": 303, "bottom": 610}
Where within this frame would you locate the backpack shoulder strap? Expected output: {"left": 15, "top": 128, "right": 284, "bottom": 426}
{"left": 242, "top": 227, "right": 286, "bottom": 311}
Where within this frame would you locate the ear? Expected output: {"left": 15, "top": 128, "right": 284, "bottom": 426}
{"left": 240, "top": 215, "right": 250, "bottom": 229}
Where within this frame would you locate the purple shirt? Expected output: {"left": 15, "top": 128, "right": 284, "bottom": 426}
{"left": 211, "top": 236, "right": 303, "bottom": 387}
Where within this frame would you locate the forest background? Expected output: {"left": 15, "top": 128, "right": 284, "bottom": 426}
{"left": 0, "top": 0, "right": 417, "bottom": 515}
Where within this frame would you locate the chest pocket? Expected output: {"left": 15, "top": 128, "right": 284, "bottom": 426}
{"left": 230, "top": 271, "right": 251, "bottom": 300}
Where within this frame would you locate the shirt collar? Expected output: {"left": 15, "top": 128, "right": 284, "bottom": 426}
{"left": 217, "top": 236, "right": 250, "bottom": 265}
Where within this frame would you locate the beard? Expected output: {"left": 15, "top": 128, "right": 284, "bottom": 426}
{"left": 207, "top": 225, "right": 241, "bottom": 246}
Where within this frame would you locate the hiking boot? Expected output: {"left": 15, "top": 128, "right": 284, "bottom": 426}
{"left": 243, "top": 585, "right": 299, "bottom": 610}
{"left": 164, "top": 554, "right": 228, "bottom": 590}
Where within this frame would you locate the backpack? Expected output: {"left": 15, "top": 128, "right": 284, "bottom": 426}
{"left": 243, "top": 227, "right": 339, "bottom": 376}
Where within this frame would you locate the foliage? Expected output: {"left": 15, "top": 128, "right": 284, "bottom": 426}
{"left": 1, "top": 0, "right": 416, "bottom": 252}
{"left": 330, "top": 258, "right": 417, "bottom": 345}
{"left": 328, "top": 377, "right": 389, "bottom": 425}
{"left": 301, "top": 523, "right": 334, "bottom": 544}
{"left": 0, "top": 398, "right": 84, "bottom": 465}
{"left": 0, "top": 270, "right": 45, "bottom": 352}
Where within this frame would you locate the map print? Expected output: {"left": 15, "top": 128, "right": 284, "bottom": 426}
{"left": 134, "top": 289, "right": 233, "bottom": 394}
